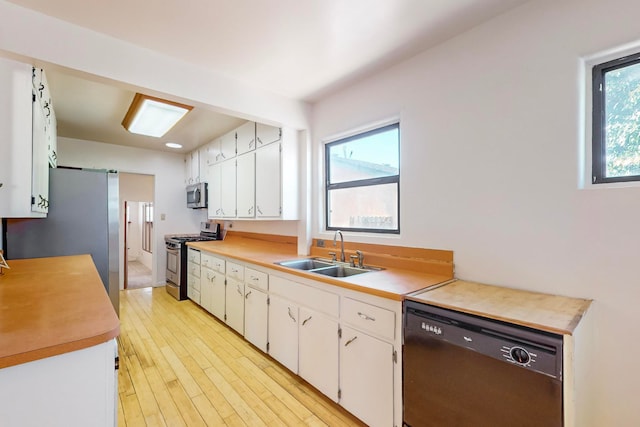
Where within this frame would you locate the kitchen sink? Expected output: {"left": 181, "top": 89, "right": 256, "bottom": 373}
{"left": 275, "top": 257, "right": 383, "bottom": 277}
{"left": 276, "top": 258, "right": 334, "bottom": 270}
{"left": 310, "top": 265, "right": 369, "bottom": 277}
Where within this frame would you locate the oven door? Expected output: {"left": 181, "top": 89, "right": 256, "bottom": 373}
{"left": 165, "top": 244, "right": 179, "bottom": 285}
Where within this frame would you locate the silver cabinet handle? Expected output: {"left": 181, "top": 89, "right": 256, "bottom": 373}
{"left": 236, "top": 285, "right": 243, "bottom": 296}
{"left": 257, "top": 206, "right": 263, "bottom": 215}
{"left": 344, "top": 336, "right": 358, "bottom": 347}
{"left": 288, "top": 307, "right": 296, "bottom": 322}
{"left": 302, "top": 316, "right": 312, "bottom": 326}
{"left": 245, "top": 290, "right": 252, "bottom": 299}
{"left": 250, "top": 276, "right": 260, "bottom": 281}
{"left": 357, "top": 312, "right": 376, "bottom": 322}
{"left": 249, "top": 138, "right": 255, "bottom": 149}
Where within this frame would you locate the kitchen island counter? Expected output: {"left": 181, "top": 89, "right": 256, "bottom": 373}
{"left": 0, "top": 254, "right": 120, "bottom": 368}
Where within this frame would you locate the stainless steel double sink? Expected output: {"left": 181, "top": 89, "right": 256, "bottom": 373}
{"left": 275, "top": 257, "right": 383, "bottom": 278}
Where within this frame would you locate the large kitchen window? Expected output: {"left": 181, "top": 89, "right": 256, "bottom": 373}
{"left": 592, "top": 52, "right": 640, "bottom": 183}
{"left": 325, "top": 122, "right": 400, "bottom": 233}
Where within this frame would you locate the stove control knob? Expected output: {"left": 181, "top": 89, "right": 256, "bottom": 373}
{"left": 510, "top": 347, "right": 530, "bottom": 364}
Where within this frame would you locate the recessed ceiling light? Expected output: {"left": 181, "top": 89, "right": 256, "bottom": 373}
{"left": 165, "top": 142, "right": 183, "bottom": 149}
{"left": 122, "top": 93, "right": 193, "bottom": 138}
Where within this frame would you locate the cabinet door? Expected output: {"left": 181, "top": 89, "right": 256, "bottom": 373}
{"left": 191, "top": 150, "right": 200, "bottom": 183}
{"left": 220, "top": 160, "right": 236, "bottom": 217}
{"left": 205, "top": 139, "right": 221, "bottom": 165}
{"left": 299, "top": 308, "right": 339, "bottom": 401}
{"left": 219, "top": 130, "right": 236, "bottom": 161}
{"left": 225, "top": 278, "right": 245, "bottom": 334}
{"left": 201, "top": 267, "right": 224, "bottom": 317}
{"left": 255, "top": 142, "right": 280, "bottom": 218}
{"left": 236, "top": 152, "right": 255, "bottom": 218}
{"left": 207, "top": 163, "right": 222, "bottom": 218}
{"left": 256, "top": 123, "right": 281, "bottom": 147}
{"left": 198, "top": 147, "right": 208, "bottom": 182}
{"left": 31, "top": 89, "right": 49, "bottom": 214}
{"left": 339, "top": 326, "right": 394, "bottom": 427}
{"left": 47, "top": 106, "right": 57, "bottom": 168}
{"left": 236, "top": 121, "right": 256, "bottom": 155}
{"left": 244, "top": 287, "right": 268, "bottom": 352}
{"left": 184, "top": 153, "right": 192, "bottom": 185}
{"left": 268, "top": 295, "right": 299, "bottom": 373}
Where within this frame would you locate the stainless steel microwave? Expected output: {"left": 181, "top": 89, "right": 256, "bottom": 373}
{"left": 186, "top": 182, "right": 207, "bottom": 209}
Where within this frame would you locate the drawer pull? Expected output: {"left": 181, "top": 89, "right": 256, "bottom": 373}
{"left": 357, "top": 312, "right": 376, "bottom": 322}
{"left": 288, "top": 307, "right": 296, "bottom": 322}
{"left": 251, "top": 276, "right": 260, "bottom": 281}
{"left": 237, "top": 285, "right": 243, "bottom": 296}
{"left": 245, "top": 290, "right": 252, "bottom": 299}
{"left": 302, "top": 316, "right": 312, "bottom": 326}
{"left": 344, "top": 336, "right": 358, "bottom": 347}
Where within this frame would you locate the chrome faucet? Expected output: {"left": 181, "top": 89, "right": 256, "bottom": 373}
{"left": 333, "top": 230, "right": 345, "bottom": 262}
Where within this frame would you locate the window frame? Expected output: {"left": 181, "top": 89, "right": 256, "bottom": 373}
{"left": 324, "top": 122, "right": 400, "bottom": 234}
{"left": 592, "top": 51, "right": 640, "bottom": 184}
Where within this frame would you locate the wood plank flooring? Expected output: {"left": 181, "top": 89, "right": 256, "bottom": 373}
{"left": 118, "top": 286, "right": 366, "bottom": 426}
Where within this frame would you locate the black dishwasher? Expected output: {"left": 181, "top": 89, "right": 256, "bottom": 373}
{"left": 403, "top": 300, "right": 563, "bottom": 427}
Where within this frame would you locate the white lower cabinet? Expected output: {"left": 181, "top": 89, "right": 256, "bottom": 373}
{"left": 299, "top": 307, "right": 339, "bottom": 402}
{"left": 225, "top": 277, "right": 245, "bottom": 334}
{"left": 201, "top": 266, "right": 225, "bottom": 319}
{"left": 244, "top": 286, "right": 268, "bottom": 352}
{"left": 339, "top": 325, "right": 394, "bottom": 427}
{"left": 268, "top": 294, "right": 299, "bottom": 373}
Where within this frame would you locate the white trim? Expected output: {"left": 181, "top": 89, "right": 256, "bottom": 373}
{"left": 321, "top": 115, "right": 401, "bottom": 145}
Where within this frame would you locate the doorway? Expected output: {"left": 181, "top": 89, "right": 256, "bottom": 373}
{"left": 120, "top": 172, "right": 155, "bottom": 290}
{"left": 125, "top": 201, "right": 153, "bottom": 289}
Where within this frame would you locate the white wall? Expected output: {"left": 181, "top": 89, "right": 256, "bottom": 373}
{"left": 58, "top": 137, "right": 204, "bottom": 287}
{"left": 311, "top": 0, "right": 640, "bottom": 425}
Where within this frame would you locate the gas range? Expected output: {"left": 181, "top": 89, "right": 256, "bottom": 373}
{"left": 165, "top": 222, "right": 221, "bottom": 300}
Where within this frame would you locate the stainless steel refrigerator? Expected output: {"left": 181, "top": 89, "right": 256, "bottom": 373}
{"left": 3, "top": 167, "right": 120, "bottom": 315}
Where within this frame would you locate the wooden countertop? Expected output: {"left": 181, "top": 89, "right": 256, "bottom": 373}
{"left": 0, "top": 255, "right": 120, "bottom": 369}
{"left": 187, "top": 235, "right": 453, "bottom": 300}
{"left": 407, "top": 279, "right": 592, "bottom": 335}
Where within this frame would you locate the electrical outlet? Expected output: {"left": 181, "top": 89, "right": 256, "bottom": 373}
{"left": 160, "top": 213, "right": 166, "bottom": 220}
{"left": 317, "top": 239, "right": 325, "bottom": 247}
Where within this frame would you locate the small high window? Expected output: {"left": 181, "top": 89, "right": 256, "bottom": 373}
{"left": 592, "top": 52, "right": 640, "bottom": 183}
{"left": 325, "top": 123, "right": 400, "bottom": 233}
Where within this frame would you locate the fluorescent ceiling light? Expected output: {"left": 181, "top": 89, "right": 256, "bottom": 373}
{"left": 122, "top": 93, "right": 193, "bottom": 138}
{"left": 165, "top": 142, "right": 183, "bottom": 149}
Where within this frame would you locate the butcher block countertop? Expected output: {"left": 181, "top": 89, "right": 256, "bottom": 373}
{"left": 187, "top": 233, "right": 454, "bottom": 301}
{"left": 407, "top": 279, "right": 592, "bottom": 335}
{"left": 0, "top": 255, "right": 120, "bottom": 369}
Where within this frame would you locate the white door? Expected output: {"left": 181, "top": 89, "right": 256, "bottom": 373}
{"left": 244, "top": 287, "right": 268, "bottom": 352}
{"left": 236, "top": 121, "right": 256, "bottom": 155}
{"left": 268, "top": 295, "right": 299, "bottom": 373}
{"left": 255, "top": 142, "right": 281, "bottom": 218}
{"left": 220, "top": 160, "right": 236, "bottom": 218}
{"left": 225, "top": 278, "right": 245, "bottom": 334}
{"left": 207, "top": 163, "right": 222, "bottom": 218}
{"left": 339, "top": 326, "right": 394, "bottom": 427}
{"left": 256, "top": 123, "right": 281, "bottom": 147}
{"left": 299, "top": 307, "right": 339, "bottom": 401}
{"left": 236, "top": 152, "right": 255, "bottom": 218}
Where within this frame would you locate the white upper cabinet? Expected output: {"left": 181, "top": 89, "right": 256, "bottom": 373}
{"left": 256, "top": 123, "right": 281, "bottom": 148}
{"left": 219, "top": 130, "right": 236, "bottom": 162}
{"left": 207, "top": 162, "right": 222, "bottom": 217}
{"left": 255, "top": 141, "right": 281, "bottom": 218}
{"left": 236, "top": 152, "right": 255, "bottom": 218}
{"left": 236, "top": 121, "right": 256, "bottom": 155}
{"left": 0, "top": 58, "right": 50, "bottom": 218}
{"left": 220, "top": 159, "right": 236, "bottom": 217}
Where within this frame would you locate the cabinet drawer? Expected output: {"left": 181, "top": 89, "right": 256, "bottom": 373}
{"left": 188, "top": 262, "right": 201, "bottom": 278}
{"left": 227, "top": 261, "right": 245, "bottom": 281}
{"left": 201, "top": 252, "right": 225, "bottom": 273}
{"left": 187, "top": 248, "right": 201, "bottom": 264}
{"left": 245, "top": 268, "right": 268, "bottom": 291}
{"left": 341, "top": 297, "right": 395, "bottom": 341}
{"left": 188, "top": 274, "right": 201, "bottom": 292}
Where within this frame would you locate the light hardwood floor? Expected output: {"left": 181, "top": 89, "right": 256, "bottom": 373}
{"left": 118, "top": 286, "right": 367, "bottom": 426}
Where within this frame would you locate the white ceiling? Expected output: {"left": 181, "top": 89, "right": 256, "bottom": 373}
{"left": 8, "top": 0, "right": 529, "bottom": 153}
